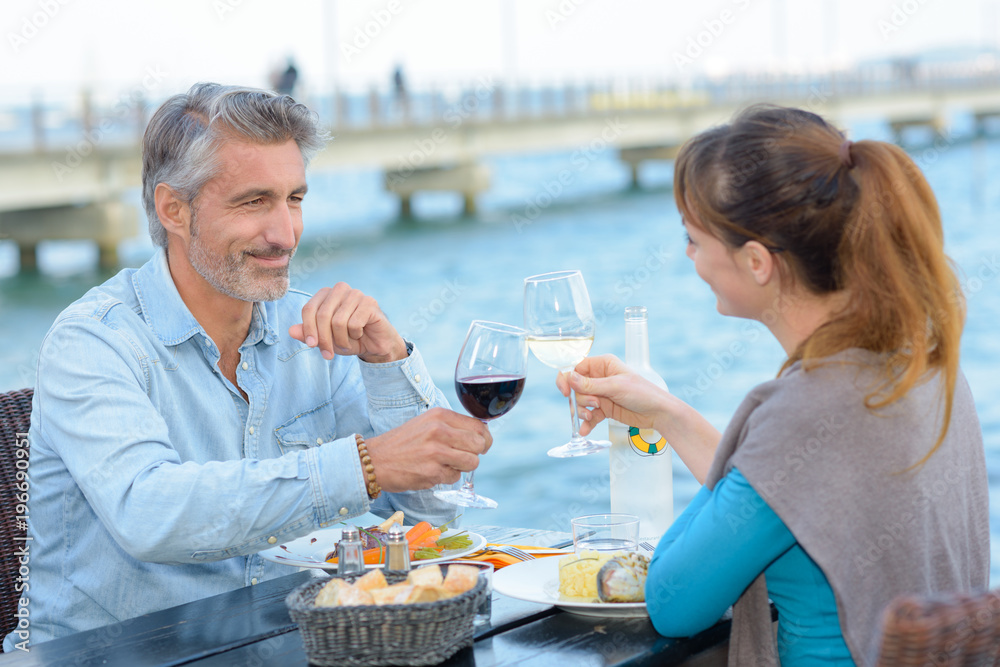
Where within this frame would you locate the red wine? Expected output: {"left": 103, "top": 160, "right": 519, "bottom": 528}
{"left": 455, "top": 375, "right": 526, "bottom": 421}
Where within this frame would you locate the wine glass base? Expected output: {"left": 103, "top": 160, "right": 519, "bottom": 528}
{"left": 434, "top": 488, "right": 498, "bottom": 509}
{"left": 547, "top": 437, "right": 612, "bottom": 458}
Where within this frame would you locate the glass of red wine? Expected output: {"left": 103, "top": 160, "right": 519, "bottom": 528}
{"left": 433, "top": 320, "right": 528, "bottom": 509}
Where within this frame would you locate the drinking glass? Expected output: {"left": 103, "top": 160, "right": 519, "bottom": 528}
{"left": 571, "top": 513, "right": 639, "bottom": 553}
{"left": 523, "top": 270, "right": 611, "bottom": 457}
{"left": 434, "top": 320, "right": 528, "bottom": 509}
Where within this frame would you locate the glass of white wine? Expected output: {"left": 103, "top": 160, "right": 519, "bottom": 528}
{"left": 523, "top": 270, "right": 611, "bottom": 458}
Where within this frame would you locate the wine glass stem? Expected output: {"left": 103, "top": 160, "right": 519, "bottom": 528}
{"left": 564, "top": 372, "right": 585, "bottom": 442}
{"left": 462, "top": 470, "right": 477, "bottom": 495}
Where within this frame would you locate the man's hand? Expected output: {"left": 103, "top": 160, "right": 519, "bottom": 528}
{"left": 365, "top": 408, "right": 492, "bottom": 492}
{"left": 288, "top": 283, "right": 408, "bottom": 363}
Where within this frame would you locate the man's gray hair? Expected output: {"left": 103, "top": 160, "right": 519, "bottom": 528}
{"left": 141, "top": 82, "right": 327, "bottom": 247}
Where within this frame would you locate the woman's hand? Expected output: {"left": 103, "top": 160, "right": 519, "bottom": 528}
{"left": 556, "top": 354, "right": 668, "bottom": 437}
{"left": 557, "top": 354, "right": 721, "bottom": 484}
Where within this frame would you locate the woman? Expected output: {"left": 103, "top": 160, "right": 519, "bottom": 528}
{"left": 560, "top": 106, "right": 989, "bottom": 666}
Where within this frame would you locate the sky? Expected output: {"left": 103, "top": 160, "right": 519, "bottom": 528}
{"left": 1, "top": 0, "right": 998, "bottom": 102}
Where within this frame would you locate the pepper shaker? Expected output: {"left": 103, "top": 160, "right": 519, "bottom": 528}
{"left": 336, "top": 526, "right": 365, "bottom": 576}
{"left": 384, "top": 523, "right": 410, "bottom": 574}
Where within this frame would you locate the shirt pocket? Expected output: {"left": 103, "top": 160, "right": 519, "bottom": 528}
{"left": 273, "top": 400, "right": 338, "bottom": 455}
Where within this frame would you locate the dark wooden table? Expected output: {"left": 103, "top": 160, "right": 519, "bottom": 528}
{"left": 0, "top": 526, "right": 730, "bottom": 666}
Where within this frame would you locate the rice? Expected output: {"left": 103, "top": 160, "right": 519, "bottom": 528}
{"left": 557, "top": 550, "right": 616, "bottom": 601}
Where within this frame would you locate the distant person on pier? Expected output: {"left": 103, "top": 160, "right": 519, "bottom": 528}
{"left": 393, "top": 64, "right": 409, "bottom": 117}
{"left": 5, "top": 82, "right": 491, "bottom": 650}
{"left": 272, "top": 57, "right": 299, "bottom": 96}
{"left": 560, "top": 105, "right": 988, "bottom": 665}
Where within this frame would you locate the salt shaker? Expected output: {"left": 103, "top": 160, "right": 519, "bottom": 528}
{"left": 336, "top": 526, "right": 365, "bottom": 576}
{"left": 384, "top": 523, "right": 410, "bottom": 574}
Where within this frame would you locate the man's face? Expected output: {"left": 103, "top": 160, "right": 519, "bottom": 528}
{"left": 187, "top": 139, "right": 307, "bottom": 302}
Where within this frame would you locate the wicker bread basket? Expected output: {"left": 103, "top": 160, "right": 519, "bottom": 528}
{"left": 285, "top": 567, "right": 488, "bottom": 667}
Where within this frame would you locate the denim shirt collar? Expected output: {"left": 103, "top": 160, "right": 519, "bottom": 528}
{"left": 132, "top": 248, "right": 280, "bottom": 348}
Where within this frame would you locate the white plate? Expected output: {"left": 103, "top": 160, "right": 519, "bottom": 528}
{"left": 260, "top": 526, "right": 486, "bottom": 571}
{"left": 493, "top": 557, "right": 648, "bottom": 618}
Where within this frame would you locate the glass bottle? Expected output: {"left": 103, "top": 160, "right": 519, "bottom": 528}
{"left": 609, "top": 306, "right": 674, "bottom": 544}
{"left": 384, "top": 523, "right": 411, "bottom": 574}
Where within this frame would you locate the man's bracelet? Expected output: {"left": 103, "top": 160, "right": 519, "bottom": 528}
{"left": 355, "top": 434, "right": 381, "bottom": 499}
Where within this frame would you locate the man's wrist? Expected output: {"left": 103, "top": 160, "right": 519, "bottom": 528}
{"left": 359, "top": 339, "right": 412, "bottom": 364}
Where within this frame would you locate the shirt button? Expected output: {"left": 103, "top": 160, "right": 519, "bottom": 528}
{"left": 267, "top": 536, "right": 277, "bottom": 544}
{"left": 414, "top": 374, "right": 421, "bottom": 383}
{"left": 316, "top": 437, "right": 323, "bottom": 445}
{"left": 251, "top": 578, "right": 258, "bottom": 585}
{"left": 242, "top": 362, "right": 249, "bottom": 370}
{"left": 339, "top": 507, "right": 349, "bottom": 516}
{"left": 249, "top": 426, "right": 255, "bottom": 435}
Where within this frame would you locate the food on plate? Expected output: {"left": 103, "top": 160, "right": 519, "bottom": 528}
{"left": 558, "top": 550, "right": 650, "bottom": 603}
{"left": 311, "top": 564, "right": 479, "bottom": 608}
{"left": 324, "top": 513, "right": 474, "bottom": 565}
{"left": 596, "top": 552, "right": 649, "bottom": 603}
{"left": 558, "top": 550, "right": 614, "bottom": 600}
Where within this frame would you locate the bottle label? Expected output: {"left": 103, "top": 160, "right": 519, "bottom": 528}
{"left": 628, "top": 427, "right": 667, "bottom": 456}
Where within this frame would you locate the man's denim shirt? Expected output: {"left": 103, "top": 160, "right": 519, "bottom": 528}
{"left": 5, "top": 249, "right": 457, "bottom": 649}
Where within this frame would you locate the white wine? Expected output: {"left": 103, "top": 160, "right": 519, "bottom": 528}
{"left": 609, "top": 307, "right": 673, "bottom": 545}
{"left": 526, "top": 335, "right": 594, "bottom": 371}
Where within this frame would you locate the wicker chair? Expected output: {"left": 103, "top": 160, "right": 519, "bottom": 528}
{"left": 875, "top": 588, "right": 1000, "bottom": 666}
{"left": 0, "top": 388, "right": 32, "bottom": 639}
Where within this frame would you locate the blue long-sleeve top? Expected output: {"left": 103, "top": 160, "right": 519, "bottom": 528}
{"left": 646, "top": 468, "right": 854, "bottom": 665}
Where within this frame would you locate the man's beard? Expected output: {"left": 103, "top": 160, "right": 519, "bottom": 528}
{"left": 188, "top": 211, "right": 294, "bottom": 302}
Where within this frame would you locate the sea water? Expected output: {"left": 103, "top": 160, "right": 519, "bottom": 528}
{"left": 1, "top": 125, "right": 999, "bottom": 583}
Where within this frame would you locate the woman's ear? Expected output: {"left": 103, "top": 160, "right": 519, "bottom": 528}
{"left": 740, "top": 240, "right": 777, "bottom": 286}
{"left": 154, "top": 184, "right": 192, "bottom": 242}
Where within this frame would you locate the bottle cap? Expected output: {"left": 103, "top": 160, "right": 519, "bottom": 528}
{"left": 341, "top": 526, "right": 361, "bottom": 542}
{"left": 625, "top": 305, "right": 647, "bottom": 320}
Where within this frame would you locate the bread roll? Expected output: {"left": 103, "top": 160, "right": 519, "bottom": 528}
{"left": 353, "top": 569, "right": 387, "bottom": 591}
{"left": 442, "top": 564, "right": 480, "bottom": 594}
{"left": 336, "top": 586, "right": 374, "bottom": 606}
{"left": 407, "top": 565, "right": 443, "bottom": 588}
{"left": 314, "top": 578, "right": 350, "bottom": 607}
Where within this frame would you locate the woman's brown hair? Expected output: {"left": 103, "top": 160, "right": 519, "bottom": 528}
{"left": 674, "top": 105, "right": 964, "bottom": 466}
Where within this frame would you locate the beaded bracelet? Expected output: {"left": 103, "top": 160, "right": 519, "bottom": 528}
{"left": 355, "top": 433, "right": 381, "bottom": 499}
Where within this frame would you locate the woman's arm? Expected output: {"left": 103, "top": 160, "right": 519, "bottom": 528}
{"left": 646, "top": 468, "right": 796, "bottom": 637}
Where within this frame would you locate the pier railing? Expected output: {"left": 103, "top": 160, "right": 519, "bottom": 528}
{"left": 4, "top": 60, "right": 1000, "bottom": 154}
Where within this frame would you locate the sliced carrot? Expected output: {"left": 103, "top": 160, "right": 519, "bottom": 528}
{"left": 405, "top": 521, "right": 434, "bottom": 544}
{"left": 414, "top": 529, "right": 442, "bottom": 548}
{"left": 325, "top": 546, "right": 386, "bottom": 565}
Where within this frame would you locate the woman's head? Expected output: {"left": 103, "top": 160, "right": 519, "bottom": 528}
{"left": 675, "top": 105, "right": 964, "bottom": 464}
{"left": 675, "top": 105, "right": 858, "bottom": 295}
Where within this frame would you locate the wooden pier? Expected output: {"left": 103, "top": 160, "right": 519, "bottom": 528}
{"left": 2, "top": 61, "right": 1000, "bottom": 268}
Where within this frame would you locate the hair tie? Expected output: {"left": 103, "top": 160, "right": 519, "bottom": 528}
{"left": 839, "top": 140, "right": 855, "bottom": 169}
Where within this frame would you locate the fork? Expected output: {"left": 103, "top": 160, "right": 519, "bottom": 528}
{"left": 639, "top": 541, "right": 656, "bottom": 553}
{"left": 488, "top": 545, "right": 536, "bottom": 560}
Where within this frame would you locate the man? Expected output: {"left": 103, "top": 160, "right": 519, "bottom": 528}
{"left": 4, "top": 83, "right": 489, "bottom": 649}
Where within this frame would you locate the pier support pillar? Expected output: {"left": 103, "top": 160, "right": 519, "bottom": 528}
{"left": 18, "top": 245, "right": 37, "bottom": 272}
{"left": 619, "top": 145, "right": 681, "bottom": 188}
{"left": 0, "top": 201, "right": 139, "bottom": 271}
{"left": 384, "top": 163, "right": 491, "bottom": 219}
